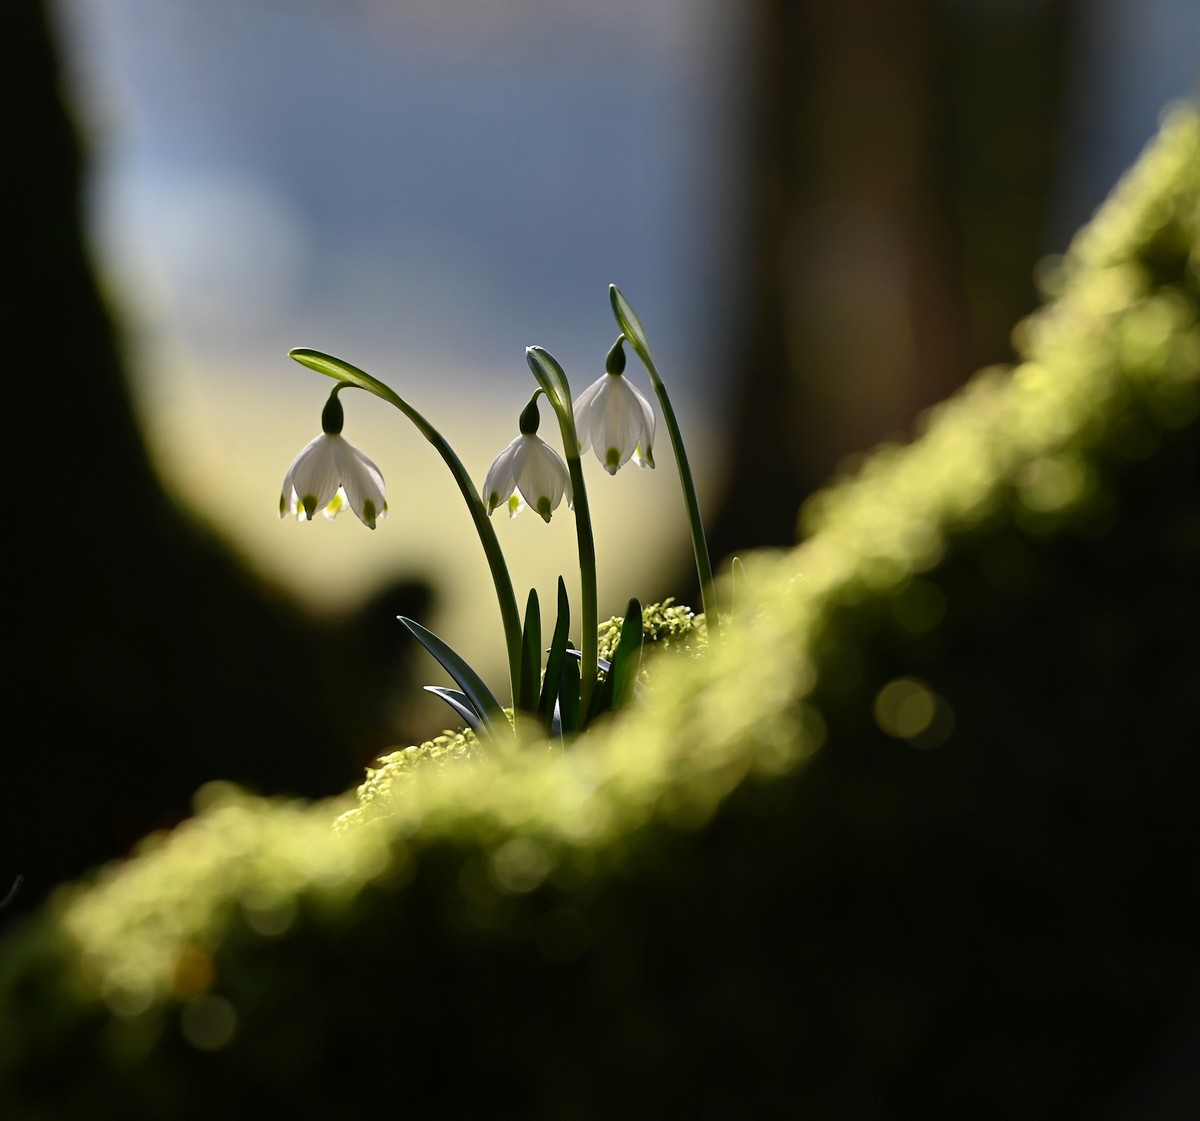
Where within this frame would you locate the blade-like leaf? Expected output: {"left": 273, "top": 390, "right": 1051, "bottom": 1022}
{"left": 424, "top": 686, "right": 489, "bottom": 743}
{"left": 556, "top": 645, "right": 581, "bottom": 737}
{"left": 538, "top": 577, "right": 572, "bottom": 723}
{"left": 606, "top": 598, "right": 644, "bottom": 712}
{"left": 585, "top": 599, "right": 643, "bottom": 723}
{"left": 399, "top": 617, "right": 510, "bottom": 743}
{"left": 731, "top": 555, "right": 746, "bottom": 621}
{"left": 565, "top": 649, "right": 612, "bottom": 675}
{"left": 518, "top": 588, "right": 541, "bottom": 717}
{"left": 609, "top": 284, "right": 653, "bottom": 366}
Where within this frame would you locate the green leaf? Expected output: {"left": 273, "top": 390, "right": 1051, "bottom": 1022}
{"left": 565, "top": 649, "right": 612, "bottom": 674}
{"left": 607, "top": 598, "right": 644, "bottom": 711}
{"left": 609, "top": 284, "right": 653, "bottom": 366}
{"left": 398, "top": 617, "right": 511, "bottom": 743}
{"left": 538, "top": 577, "right": 572, "bottom": 725}
{"left": 556, "top": 646, "right": 581, "bottom": 738}
{"left": 424, "top": 686, "right": 489, "bottom": 745}
{"left": 731, "top": 555, "right": 746, "bottom": 621}
{"left": 586, "top": 599, "right": 643, "bottom": 723}
{"left": 518, "top": 588, "right": 541, "bottom": 717}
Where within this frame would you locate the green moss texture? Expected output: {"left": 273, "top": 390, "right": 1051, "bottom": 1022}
{"left": 1, "top": 108, "right": 1198, "bottom": 1120}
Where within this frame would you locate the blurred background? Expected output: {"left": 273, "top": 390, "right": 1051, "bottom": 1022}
{"left": 54, "top": 0, "right": 743, "bottom": 651}
{"left": 51, "top": 0, "right": 1196, "bottom": 647}
{"left": 4, "top": 0, "right": 1196, "bottom": 907}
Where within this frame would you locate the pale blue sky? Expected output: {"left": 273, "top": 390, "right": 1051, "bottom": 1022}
{"left": 54, "top": 0, "right": 744, "bottom": 401}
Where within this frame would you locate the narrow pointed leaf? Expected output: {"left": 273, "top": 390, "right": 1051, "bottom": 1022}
{"left": 557, "top": 646, "right": 581, "bottom": 737}
{"left": 586, "top": 668, "right": 613, "bottom": 724}
{"left": 398, "top": 617, "right": 510, "bottom": 742}
{"left": 518, "top": 588, "right": 541, "bottom": 717}
{"left": 585, "top": 600, "right": 643, "bottom": 723}
{"left": 731, "top": 555, "right": 746, "bottom": 621}
{"left": 423, "top": 686, "right": 489, "bottom": 741}
{"left": 609, "top": 284, "right": 653, "bottom": 365}
{"left": 538, "top": 577, "right": 572, "bottom": 723}
{"left": 607, "top": 598, "right": 644, "bottom": 711}
{"left": 565, "top": 649, "right": 612, "bottom": 675}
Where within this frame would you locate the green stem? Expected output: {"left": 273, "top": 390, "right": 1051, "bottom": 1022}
{"left": 564, "top": 445, "right": 598, "bottom": 714}
{"left": 289, "top": 348, "right": 524, "bottom": 700}
{"left": 525, "top": 346, "right": 598, "bottom": 712}
{"left": 608, "top": 286, "right": 719, "bottom": 636}
{"left": 642, "top": 354, "right": 718, "bottom": 632}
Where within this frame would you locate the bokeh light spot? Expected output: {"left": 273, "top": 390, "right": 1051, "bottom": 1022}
{"left": 874, "top": 677, "right": 955, "bottom": 748}
{"left": 490, "top": 838, "right": 551, "bottom": 895}
{"left": 180, "top": 994, "right": 237, "bottom": 1052}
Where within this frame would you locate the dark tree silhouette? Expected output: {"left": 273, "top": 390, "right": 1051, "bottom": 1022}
{"left": 2, "top": 2, "right": 428, "bottom": 912}
{"left": 704, "top": 0, "right": 1068, "bottom": 571}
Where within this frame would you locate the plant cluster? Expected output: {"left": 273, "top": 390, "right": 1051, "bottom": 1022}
{"left": 278, "top": 285, "right": 719, "bottom": 748}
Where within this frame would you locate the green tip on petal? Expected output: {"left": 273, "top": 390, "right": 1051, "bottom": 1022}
{"left": 279, "top": 493, "right": 287, "bottom": 516}
{"left": 605, "top": 447, "right": 621, "bottom": 472}
{"left": 507, "top": 494, "right": 523, "bottom": 518}
{"left": 362, "top": 499, "right": 377, "bottom": 524}
{"left": 535, "top": 496, "right": 553, "bottom": 522}
{"left": 302, "top": 494, "right": 318, "bottom": 519}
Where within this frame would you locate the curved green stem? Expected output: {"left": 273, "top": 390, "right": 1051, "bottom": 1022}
{"left": 609, "top": 285, "right": 720, "bottom": 636}
{"left": 289, "top": 347, "right": 524, "bottom": 699}
{"left": 526, "top": 346, "right": 598, "bottom": 712}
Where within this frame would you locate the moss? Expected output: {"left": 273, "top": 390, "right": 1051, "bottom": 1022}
{"left": 0, "top": 108, "right": 1198, "bottom": 1120}
{"left": 596, "top": 598, "right": 708, "bottom": 666}
{"left": 339, "top": 602, "right": 707, "bottom": 832}
{"left": 337, "top": 727, "right": 483, "bottom": 830}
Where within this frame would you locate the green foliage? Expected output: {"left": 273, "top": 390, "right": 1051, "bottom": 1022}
{"left": 1, "top": 108, "right": 1198, "bottom": 1120}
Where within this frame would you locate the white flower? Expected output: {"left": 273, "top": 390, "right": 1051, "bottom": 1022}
{"left": 572, "top": 371, "right": 655, "bottom": 474}
{"left": 482, "top": 433, "right": 572, "bottom": 523}
{"left": 279, "top": 433, "right": 387, "bottom": 529}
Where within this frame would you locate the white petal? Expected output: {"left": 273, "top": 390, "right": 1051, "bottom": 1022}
{"left": 281, "top": 434, "right": 340, "bottom": 520}
{"left": 330, "top": 436, "right": 387, "bottom": 528}
{"left": 571, "top": 373, "right": 656, "bottom": 474}
{"left": 631, "top": 383, "right": 656, "bottom": 468}
{"left": 571, "top": 377, "right": 606, "bottom": 454}
{"left": 482, "top": 436, "right": 523, "bottom": 514}
{"left": 512, "top": 435, "right": 570, "bottom": 522}
{"left": 601, "top": 378, "right": 638, "bottom": 472}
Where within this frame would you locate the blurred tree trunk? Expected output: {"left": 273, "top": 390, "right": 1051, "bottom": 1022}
{"left": 703, "top": 0, "right": 1068, "bottom": 570}
{"left": 2, "top": 2, "right": 427, "bottom": 912}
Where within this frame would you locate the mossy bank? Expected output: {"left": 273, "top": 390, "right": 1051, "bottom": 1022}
{"left": 1, "top": 108, "right": 1198, "bottom": 1121}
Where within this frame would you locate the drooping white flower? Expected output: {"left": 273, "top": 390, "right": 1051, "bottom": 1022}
{"left": 279, "top": 432, "right": 387, "bottom": 529}
{"left": 573, "top": 370, "right": 655, "bottom": 475}
{"left": 483, "top": 433, "right": 572, "bottom": 523}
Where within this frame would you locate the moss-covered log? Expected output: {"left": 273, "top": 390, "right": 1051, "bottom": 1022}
{"left": 1, "top": 108, "right": 1197, "bottom": 1121}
